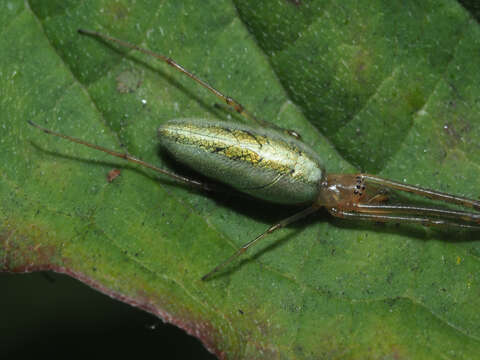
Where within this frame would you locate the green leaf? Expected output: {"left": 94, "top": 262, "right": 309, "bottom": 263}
{"left": 2, "top": 0, "right": 480, "bottom": 358}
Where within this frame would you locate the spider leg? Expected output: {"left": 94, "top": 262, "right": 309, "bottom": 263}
{"left": 356, "top": 204, "right": 480, "bottom": 224}
{"left": 28, "top": 121, "right": 218, "bottom": 192}
{"left": 361, "top": 174, "right": 480, "bottom": 211}
{"left": 201, "top": 205, "right": 318, "bottom": 280}
{"left": 78, "top": 29, "right": 301, "bottom": 139}
{"left": 329, "top": 206, "right": 480, "bottom": 230}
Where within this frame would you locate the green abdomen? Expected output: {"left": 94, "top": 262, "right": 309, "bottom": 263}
{"left": 158, "top": 119, "right": 325, "bottom": 205}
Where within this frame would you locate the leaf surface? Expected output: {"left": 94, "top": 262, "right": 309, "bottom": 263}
{"left": 2, "top": 1, "right": 480, "bottom": 358}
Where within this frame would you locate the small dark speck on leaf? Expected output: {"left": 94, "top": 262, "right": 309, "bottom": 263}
{"left": 107, "top": 168, "right": 121, "bottom": 182}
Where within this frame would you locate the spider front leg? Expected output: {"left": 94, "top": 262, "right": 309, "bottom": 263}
{"left": 318, "top": 173, "right": 480, "bottom": 229}
{"left": 361, "top": 174, "right": 480, "bottom": 210}
{"left": 328, "top": 208, "right": 480, "bottom": 230}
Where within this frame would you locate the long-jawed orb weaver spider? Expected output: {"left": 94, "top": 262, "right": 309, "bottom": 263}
{"left": 29, "top": 29, "right": 480, "bottom": 280}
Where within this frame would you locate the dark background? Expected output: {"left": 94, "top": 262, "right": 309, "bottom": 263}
{"left": 458, "top": 0, "right": 480, "bottom": 21}
{"left": 2, "top": 272, "right": 216, "bottom": 359}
